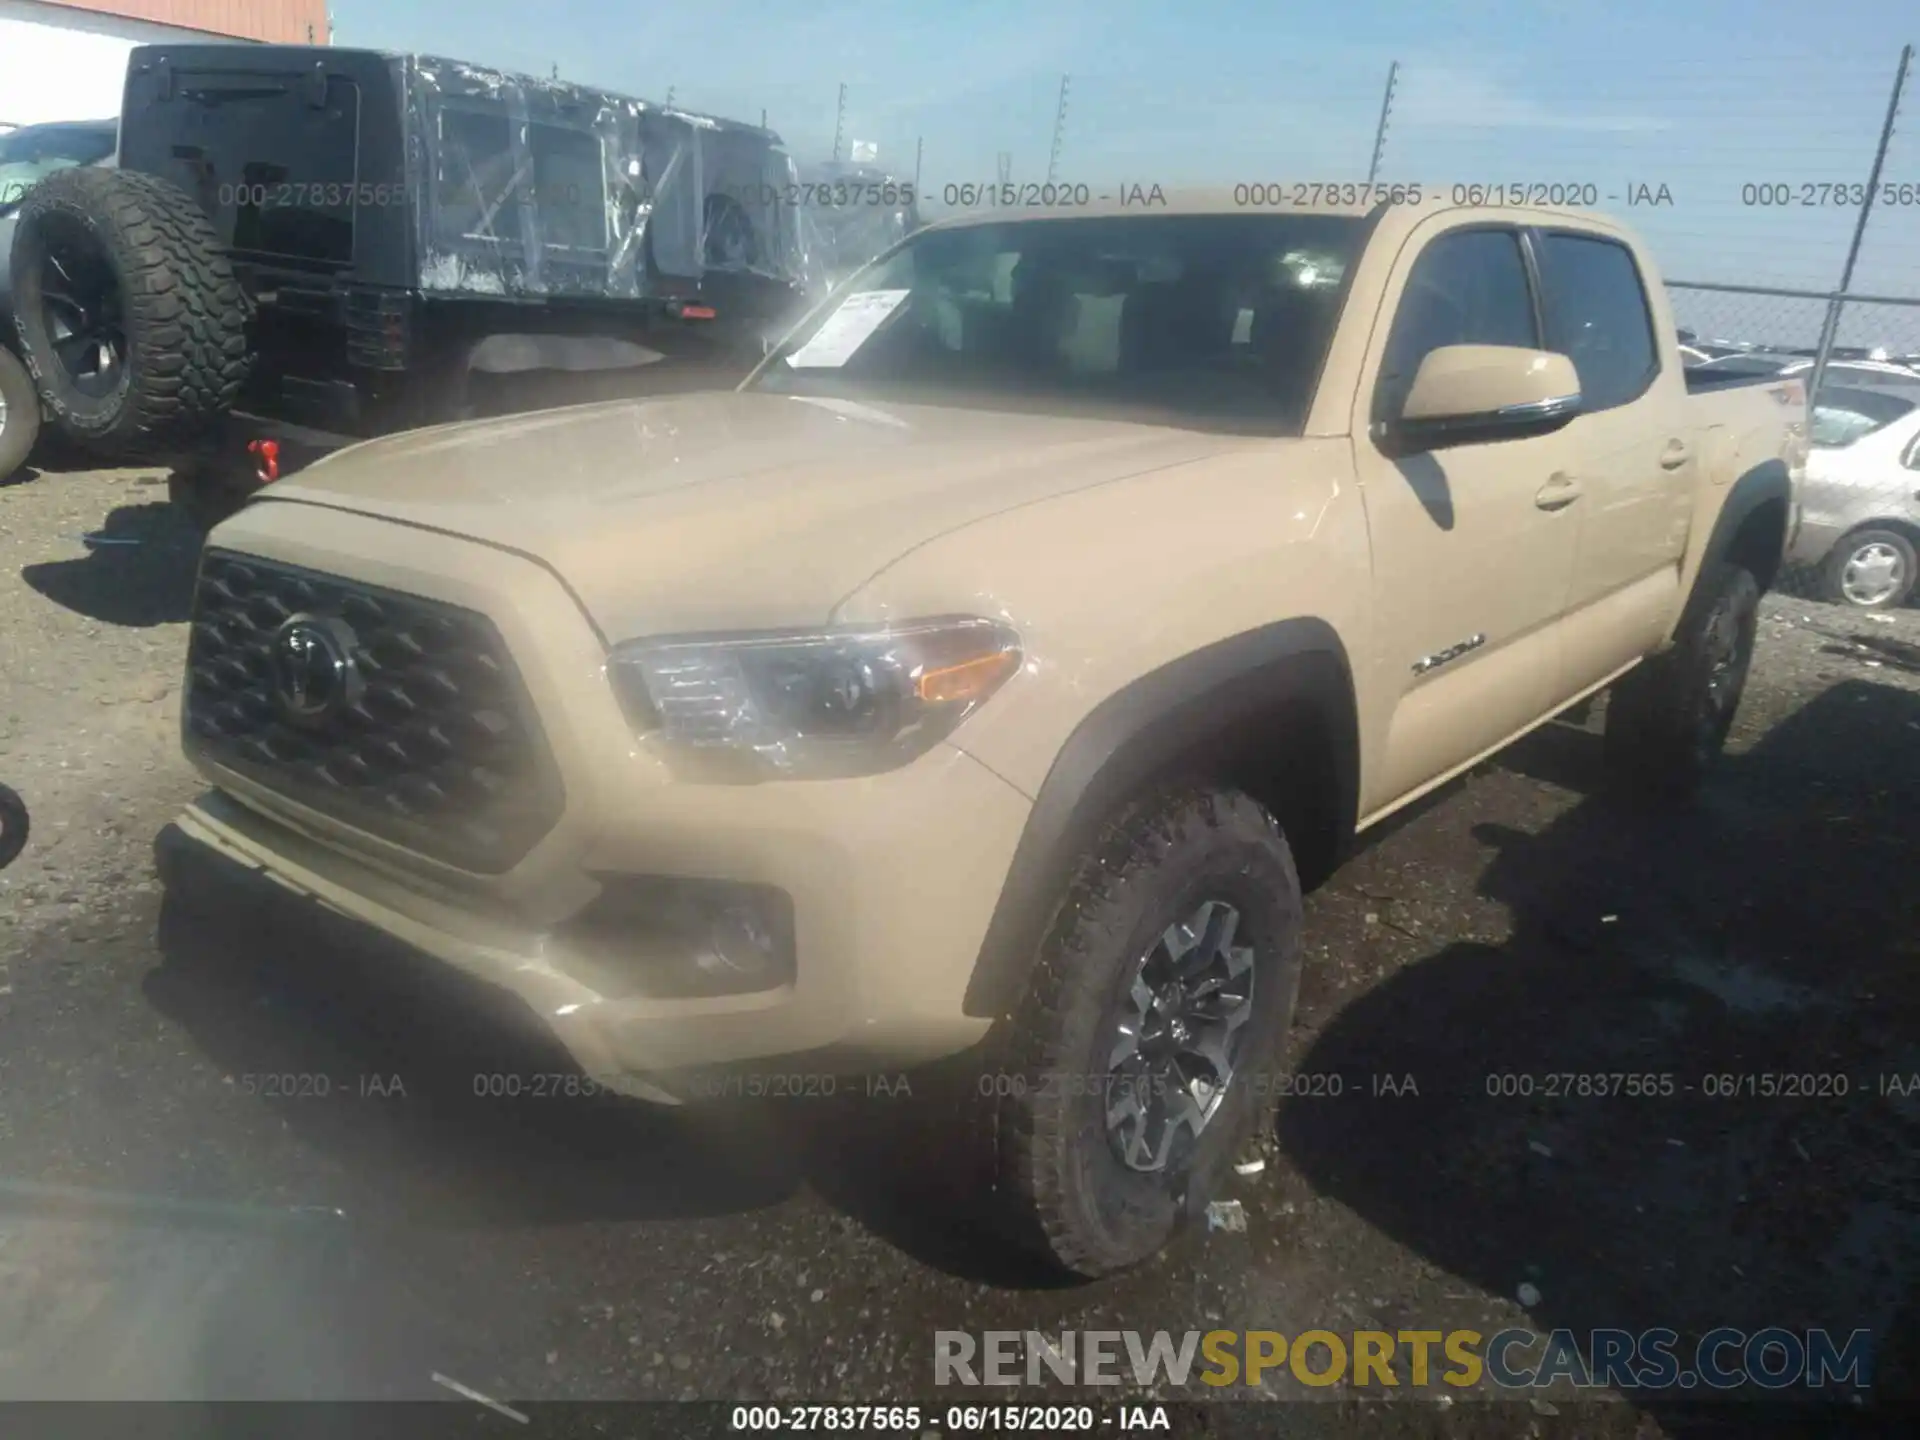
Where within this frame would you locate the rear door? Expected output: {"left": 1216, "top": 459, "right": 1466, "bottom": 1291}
{"left": 115, "top": 49, "right": 410, "bottom": 287}
{"left": 1531, "top": 229, "right": 1695, "bottom": 692}
{"left": 1350, "top": 220, "right": 1580, "bottom": 815}
{"left": 121, "top": 64, "right": 361, "bottom": 271}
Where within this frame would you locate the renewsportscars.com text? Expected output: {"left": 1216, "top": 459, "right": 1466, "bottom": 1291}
{"left": 934, "top": 1328, "right": 1872, "bottom": 1392}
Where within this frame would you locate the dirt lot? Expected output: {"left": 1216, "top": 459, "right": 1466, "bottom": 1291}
{"left": 2, "top": 464, "right": 1918, "bottom": 1435}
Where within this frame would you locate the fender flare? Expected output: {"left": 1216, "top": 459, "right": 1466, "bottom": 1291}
{"left": 1686, "top": 458, "right": 1793, "bottom": 611}
{"left": 962, "top": 617, "right": 1359, "bottom": 1018}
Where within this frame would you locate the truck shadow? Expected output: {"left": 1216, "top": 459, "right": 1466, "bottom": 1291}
{"left": 141, "top": 886, "right": 806, "bottom": 1229}
{"left": 1277, "top": 677, "right": 1920, "bottom": 1421}
{"left": 19, "top": 497, "right": 201, "bottom": 627}
{"left": 140, "top": 873, "right": 1062, "bottom": 1284}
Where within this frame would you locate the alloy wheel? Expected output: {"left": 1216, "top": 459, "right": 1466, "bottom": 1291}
{"left": 1840, "top": 541, "right": 1907, "bottom": 608}
{"left": 1104, "top": 898, "right": 1257, "bottom": 1173}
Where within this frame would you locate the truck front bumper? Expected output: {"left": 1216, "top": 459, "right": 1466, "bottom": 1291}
{"left": 162, "top": 505, "right": 1031, "bottom": 1099}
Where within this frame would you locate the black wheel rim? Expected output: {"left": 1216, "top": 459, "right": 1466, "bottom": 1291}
{"left": 1104, "top": 898, "right": 1257, "bottom": 1174}
{"left": 37, "top": 229, "right": 128, "bottom": 401}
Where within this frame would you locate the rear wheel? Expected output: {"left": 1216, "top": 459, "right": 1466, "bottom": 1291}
{"left": 0, "top": 345, "right": 41, "bottom": 480}
{"left": 1605, "top": 560, "right": 1761, "bottom": 800}
{"left": 8, "top": 167, "right": 250, "bottom": 456}
{"left": 981, "top": 785, "right": 1304, "bottom": 1277}
{"left": 1820, "top": 527, "right": 1916, "bottom": 610}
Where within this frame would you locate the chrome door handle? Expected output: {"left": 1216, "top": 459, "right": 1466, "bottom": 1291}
{"left": 1659, "top": 440, "right": 1692, "bottom": 470}
{"left": 1535, "top": 473, "right": 1583, "bottom": 510}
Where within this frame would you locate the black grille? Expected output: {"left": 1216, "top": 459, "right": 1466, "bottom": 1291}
{"left": 184, "top": 550, "right": 565, "bottom": 874}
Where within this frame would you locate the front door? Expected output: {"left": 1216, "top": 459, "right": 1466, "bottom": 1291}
{"left": 1351, "top": 220, "right": 1581, "bottom": 816}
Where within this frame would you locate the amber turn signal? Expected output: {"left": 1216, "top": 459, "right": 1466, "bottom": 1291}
{"left": 916, "top": 648, "right": 1021, "bottom": 705}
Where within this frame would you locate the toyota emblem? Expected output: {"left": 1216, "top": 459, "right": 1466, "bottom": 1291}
{"left": 270, "top": 614, "right": 362, "bottom": 724}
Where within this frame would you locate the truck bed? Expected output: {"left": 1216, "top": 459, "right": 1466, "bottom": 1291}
{"left": 1683, "top": 366, "right": 1801, "bottom": 393}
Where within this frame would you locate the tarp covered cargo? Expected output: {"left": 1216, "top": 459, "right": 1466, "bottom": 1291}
{"left": 795, "top": 158, "right": 921, "bottom": 295}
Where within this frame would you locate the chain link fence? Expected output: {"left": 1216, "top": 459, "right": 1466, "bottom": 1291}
{"left": 1666, "top": 282, "right": 1920, "bottom": 609}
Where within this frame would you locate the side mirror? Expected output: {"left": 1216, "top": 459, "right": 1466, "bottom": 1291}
{"left": 1383, "top": 344, "right": 1582, "bottom": 455}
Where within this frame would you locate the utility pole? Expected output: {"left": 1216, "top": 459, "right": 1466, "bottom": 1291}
{"left": 760, "top": 109, "right": 767, "bottom": 130}
{"left": 1366, "top": 60, "right": 1399, "bottom": 186}
{"left": 1046, "top": 74, "right": 1070, "bottom": 184}
{"left": 1810, "top": 42, "right": 1912, "bottom": 400}
{"left": 914, "top": 136, "right": 924, "bottom": 191}
{"left": 832, "top": 83, "right": 847, "bottom": 163}
{"left": 996, "top": 151, "right": 1012, "bottom": 185}
{"left": 665, "top": 86, "right": 676, "bottom": 108}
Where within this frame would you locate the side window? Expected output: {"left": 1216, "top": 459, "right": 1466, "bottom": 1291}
{"left": 1811, "top": 405, "right": 1882, "bottom": 449}
{"left": 1536, "top": 233, "right": 1660, "bottom": 413}
{"left": 1374, "top": 228, "right": 1537, "bottom": 423}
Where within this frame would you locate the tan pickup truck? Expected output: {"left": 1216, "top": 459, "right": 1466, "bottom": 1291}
{"left": 158, "top": 192, "right": 1806, "bottom": 1276}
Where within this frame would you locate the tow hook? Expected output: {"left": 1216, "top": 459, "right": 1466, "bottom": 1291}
{"left": 247, "top": 438, "right": 281, "bottom": 485}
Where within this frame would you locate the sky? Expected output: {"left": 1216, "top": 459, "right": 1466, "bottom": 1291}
{"left": 329, "top": 0, "right": 1920, "bottom": 347}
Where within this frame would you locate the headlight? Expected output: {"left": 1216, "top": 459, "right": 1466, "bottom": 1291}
{"left": 608, "top": 616, "right": 1021, "bottom": 778}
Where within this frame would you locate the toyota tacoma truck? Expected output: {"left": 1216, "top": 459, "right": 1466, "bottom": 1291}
{"left": 156, "top": 192, "right": 1806, "bottom": 1277}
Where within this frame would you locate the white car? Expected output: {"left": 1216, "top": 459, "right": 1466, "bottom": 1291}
{"left": 1784, "top": 386, "right": 1920, "bottom": 608}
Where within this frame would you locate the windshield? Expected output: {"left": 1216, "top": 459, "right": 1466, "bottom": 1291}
{"left": 751, "top": 212, "right": 1366, "bottom": 434}
{"left": 0, "top": 123, "right": 115, "bottom": 214}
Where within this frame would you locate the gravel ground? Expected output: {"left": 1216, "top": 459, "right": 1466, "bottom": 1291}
{"left": 2, "top": 464, "right": 1918, "bottom": 1435}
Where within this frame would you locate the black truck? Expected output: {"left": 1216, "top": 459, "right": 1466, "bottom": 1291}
{"left": 5, "top": 46, "right": 817, "bottom": 506}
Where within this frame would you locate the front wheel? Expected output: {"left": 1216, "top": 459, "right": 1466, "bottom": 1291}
{"left": 0, "top": 345, "right": 41, "bottom": 480}
{"left": 1820, "top": 527, "right": 1916, "bottom": 611}
{"left": 982, "top": 785, "right": 1304, "bottom": 1277}
{"left": 1605, "top": 560, "right": 1761, "bottom": 800}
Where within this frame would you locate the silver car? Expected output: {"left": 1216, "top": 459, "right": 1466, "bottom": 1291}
{"left": 1784, "top": 385, "right": 1920, "bottom": 608}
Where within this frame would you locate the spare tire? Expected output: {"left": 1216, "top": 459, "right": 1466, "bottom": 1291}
{"left": 8, "top": 167, "right": 250, "bottom": 455}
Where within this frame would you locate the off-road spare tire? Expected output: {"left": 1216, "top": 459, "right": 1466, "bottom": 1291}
{"left": 8, "top": 167, "right": 250, "bottom": 454}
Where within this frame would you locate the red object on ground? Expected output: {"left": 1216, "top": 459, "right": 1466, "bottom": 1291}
{"left": 248, "top": 439, "right": 281, "bottom": 484}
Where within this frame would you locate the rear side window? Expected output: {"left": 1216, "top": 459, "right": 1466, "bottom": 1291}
{"left": 1536, "top": 233, "right": 1659, "bottom": 412}
{"left": 1374, "top": 228, "right": 1536, "bottom": 422}
{"left": 1810, "top": 387, "right": 1916, "bottom": 448}
{"left": 434, "top": 107, "right": 609, "bottom": 254}
{"left": 1812, "top": 406, "right": 1894, "bottom": 448}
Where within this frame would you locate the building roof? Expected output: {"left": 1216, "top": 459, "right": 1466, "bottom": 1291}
{"left": 35, "top": 0, "right": 330, "bottom": 43}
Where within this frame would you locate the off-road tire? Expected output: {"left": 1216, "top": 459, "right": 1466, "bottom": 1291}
{"left": 0, "top": 344, "right": 40, "bottom": 480}
{"left": 1605, "top": 560, "right": 1761, "bottom": 800}
{"left": 0, "top": 783, "right": 28, "bottom": 871}
{"left": 1818, "top": 526, "right": 1916, "bottom": 611}
{"left": 981, "top": 785, "right": 1304, "bottom": 1277}
{"left": 9, "top": 167, "right": 250, "bottom": 455}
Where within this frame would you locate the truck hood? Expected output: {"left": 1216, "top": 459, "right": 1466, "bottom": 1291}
{"left": 262, "top": 390, "right": 1249, "bottom": 640}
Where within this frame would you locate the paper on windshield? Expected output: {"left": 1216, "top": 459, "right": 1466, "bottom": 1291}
{"left": 785, "top": 289, "right": 911, "bottom": 368}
